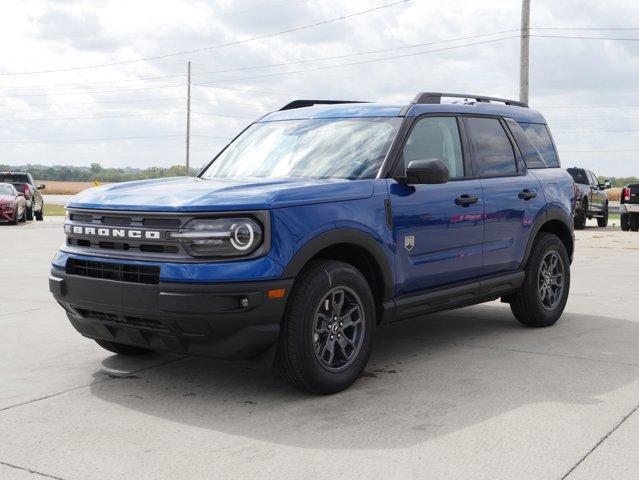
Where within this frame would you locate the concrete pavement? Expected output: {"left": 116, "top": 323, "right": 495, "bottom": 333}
{"left": 1, "top": 218, "right": 638, "bottom": 479}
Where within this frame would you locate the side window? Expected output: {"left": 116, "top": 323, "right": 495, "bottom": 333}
{"left": 518, "top": 123, "right": 559, "bottom": 168}
{"left": 504, "top": 118, "right": 546, "bottom": 169}
{"left": 588, "top": 171, "right": 599, "bottom": 186}
{"left": 465, "top": 117, "right": 517, "bottom": 177}
{"left": 402, "top": 117, "right": 464, "bottom": 179}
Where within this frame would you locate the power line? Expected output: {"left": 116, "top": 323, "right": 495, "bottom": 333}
{"left": 0, "top": 97, "right": 186, "bottom": 107}
{"left": 194, "top": 35, "right": 519, "bottom": 86}
{"left": 533, "top": 27, "right": 639, "bottom": 31}
{"left": 0, "top": 134, "right": 231, "bottom": 144}
{"left": 0, "top": 111, "right": 183, "bottom": 122}
{"left": 561, "top": 149, "right": 639, "bottom": 153}
{"left": 0, "top": 83, "right": 185, "bottom": 98}
{"left": 532, "top": 34, "right": 639, "bottom": 41}
{"left": 1, "top": 28, "right": 518, "bottom": 93}
{"left": 0, "top": 0, "right": 411, "bottom": 76}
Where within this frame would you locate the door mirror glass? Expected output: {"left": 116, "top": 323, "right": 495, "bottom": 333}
{"left": 37, "top": 184, "right": 46, "bottom": 190}
{"left": 603, "top": 179, "right": 612, "bottom": 189}
{"left": 405, "top": 158, "right": 449, "bottom": 184}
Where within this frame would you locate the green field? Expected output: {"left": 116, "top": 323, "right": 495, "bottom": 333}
{"left": 44, "top": 204, "right": 66, "bottom": 216}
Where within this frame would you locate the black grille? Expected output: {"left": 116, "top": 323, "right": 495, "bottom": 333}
{"left": 74, "top": 307, "right": 167, "bottom": 331}
{"left": 66, "top": 258, "right": 160, "bottom": 284}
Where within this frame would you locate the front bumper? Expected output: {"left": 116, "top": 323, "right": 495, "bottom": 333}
{"left": 620, "top": 203, "right": 639, "bottom": 214}
{"left": 1, "top": 206, "right": 16, "bottom": 222}
{"left": 50, "top": 269, "right": 293, "bottom": 360}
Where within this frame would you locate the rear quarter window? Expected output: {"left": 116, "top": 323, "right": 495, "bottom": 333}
{"left": 567, "top": 168, "right": 588, "bottom": 185}
{"left": 518, "top": 123, "right": 560, "bottom": 168}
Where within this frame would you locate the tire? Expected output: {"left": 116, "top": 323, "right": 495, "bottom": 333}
{"left": 276, "top": 260, "right": 376, "bottom": 394}
{"left": 597, "top": 204, "right": 608, "bottom": 227}
{"left": 35, "top": 207, "right": 44, "bottom": 221}
{"left": 26, "top": 206, "right": 34, "bottom": 221}
{"left": 631, "top": 213, "right": 639, "bottom": 232}
{"left": 11, "top": 209, "right": 19, "bottom": 225}
{"left": 621, "top": 213, "right": 630, "bottom": 231}
{"left": 510, "top": 233, "right": 570, "bottom": 328}
{"left": 19, "top": 207, "right": 26, "bottom": 223}
{"left": 94, "top": 339, "right": 153, "bottom": 356}
{"left": 574, "top": 201, "right": 587, "bottom": 230}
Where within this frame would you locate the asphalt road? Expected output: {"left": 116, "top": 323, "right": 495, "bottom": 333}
{"left": 1, "top": 218, "right": 638, "bottom": 480}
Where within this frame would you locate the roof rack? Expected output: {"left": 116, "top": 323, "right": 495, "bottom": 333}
{"left": 279, "top": 99, "right": 369, "bottom": 111}
{"left": 412, "top": 92, "right": 528, "bottom": 108}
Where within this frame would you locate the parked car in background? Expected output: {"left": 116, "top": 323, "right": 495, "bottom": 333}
{"left": 620, "top": 183, "right": 639, "bottom": 231}
{"left": 566, "top": 167, "right": 611, "bottom": 229}
{"left": 0, "top": 171, "right": 45, "bottom": 221}
{"left": 0, "top": 183, "right": 27, "bottom": 225}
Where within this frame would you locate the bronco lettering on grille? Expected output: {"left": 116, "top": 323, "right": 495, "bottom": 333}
{"left": 70, "top": 225, "right": 161, "bottom": 240}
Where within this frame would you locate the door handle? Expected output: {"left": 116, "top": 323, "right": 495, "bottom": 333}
{"left": 518, "top": 189, "right": 537, "bottom": 200}
{"left": 455, "top": 194, "right": 479, "bottom": 207}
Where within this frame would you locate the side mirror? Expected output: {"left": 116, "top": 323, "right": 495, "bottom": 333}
{"left": 404, "top": 158, "right": 449, "bottom": 185}
{"left": 17, "top": 192, "right": 25, "bottom": 197}
{"left": 37, "top": 184, "right": 46, "bottom": 190}
{"left": 603, "top": 179, "right": 612, "bottom": 189}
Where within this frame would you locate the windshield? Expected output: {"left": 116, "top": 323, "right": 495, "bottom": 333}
{"left": 567, "top": 168, "right": 588, "bottom": 185}
{"left": 201, "top": 118, "right": 401, "bottom": 180}
{"left": 0, "top": 184, "right": 15, "bottom": 195}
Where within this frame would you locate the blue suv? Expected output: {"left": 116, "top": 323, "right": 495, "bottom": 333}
{"left": 49, "top": 92, "right": 575, "bottom": 393}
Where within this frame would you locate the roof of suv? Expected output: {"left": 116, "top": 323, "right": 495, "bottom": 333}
{"left": 261, "top": 95, "right": 547, "bottom": 124}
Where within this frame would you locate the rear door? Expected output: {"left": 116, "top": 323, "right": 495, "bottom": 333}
{"left": 464, "top": 116, "right": 545, "bottom": 276}
{"left": 388, "top": 115, "right": 484, "bottom": 295}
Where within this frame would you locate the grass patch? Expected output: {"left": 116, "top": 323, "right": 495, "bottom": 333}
{"left": 44, "top": 204, "right": 67, "bottom": 216}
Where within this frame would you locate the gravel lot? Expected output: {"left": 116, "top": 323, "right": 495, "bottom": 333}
{"left": 1, "top": 218, "right": 638, "bottom": 480}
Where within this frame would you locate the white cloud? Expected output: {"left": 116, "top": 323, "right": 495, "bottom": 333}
{"left": 1, "top": 0, "right": 639, "bottom": 175}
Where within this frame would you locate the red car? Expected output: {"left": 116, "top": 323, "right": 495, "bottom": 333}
{"left": 0, "top": 183, "right": 27, "bottom": 225}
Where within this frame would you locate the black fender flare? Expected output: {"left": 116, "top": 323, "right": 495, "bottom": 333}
{"left": 521, "top": 206, "right": 574, "bottom": 267}
{"left": 282, "top": 228, "right": 395, "bottom": 300}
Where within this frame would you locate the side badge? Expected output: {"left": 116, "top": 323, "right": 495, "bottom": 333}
{"left": 404, "top": 235, "right": 415, "bottom": 252}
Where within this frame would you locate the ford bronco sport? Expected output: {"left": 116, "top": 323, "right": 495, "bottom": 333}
{"left": 49, "top": 92, "right": 575, "bottom": 394}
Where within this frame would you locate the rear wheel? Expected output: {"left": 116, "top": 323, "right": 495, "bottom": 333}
{"left": 510, "top": 233, "right": 570, "bottom": 328}
{"left": 631, "top": 213, "right": 639, "bottom": 232}
{"left": 621, "top": 213, "right": 630, "bottom": 231}
{"left": 276, "top": 260, "right": 375, "bottom": 394}
{"left": 574, "top": 201, "right": 587, "bottom": 230}
{"left": 597, "top": 204, "right": 608, "bottom": 227}
{"left": 94, "top": 339, "right": 153, "bottom": 356}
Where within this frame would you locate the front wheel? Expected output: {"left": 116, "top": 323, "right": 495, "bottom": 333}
{"left": 94, "top": 339, "right": 153, "bottom": 356}
{"left": 19, "top": 207, "right": 26, "bottom": 223}
{"left": 26, "top": 206, "right": 34, "bottom": 221}
{"left": 510, "top": 233, "right": 570, "bottom": 328}
{"left": 276, "top": 260, "right": 375, "bottom": 394}
{"left": 35, "top": 207, "right": 44, "bottom": 221}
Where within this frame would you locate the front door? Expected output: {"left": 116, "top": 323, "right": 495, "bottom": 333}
{"left": 389, "top": 116, "right": 484, "bottom": 297}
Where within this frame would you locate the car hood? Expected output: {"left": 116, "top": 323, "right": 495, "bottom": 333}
{"left": 67, "top": 176, "right": 375, "bottom": 212}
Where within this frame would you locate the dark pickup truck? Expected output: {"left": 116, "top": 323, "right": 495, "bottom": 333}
{"left": 620, "top": 184, "right": 639, "bottom": 231}
{"left": 566, "top": 167, "right": 611, "bottom": 229}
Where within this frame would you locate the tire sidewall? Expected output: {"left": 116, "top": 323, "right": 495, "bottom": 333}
{"left": 287, "top": 262, "right": 375, "bottom": 393}
{"left": 524, "top": 234, "right": 571, "bottom": 325}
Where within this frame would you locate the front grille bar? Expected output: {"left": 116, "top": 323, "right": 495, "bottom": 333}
{"left": 66, "top": 258, "right": 160, "bottom": 285}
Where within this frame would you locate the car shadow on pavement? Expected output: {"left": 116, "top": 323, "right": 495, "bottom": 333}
{"left": 89, "top": 304, "right": 639, "bottom": 449}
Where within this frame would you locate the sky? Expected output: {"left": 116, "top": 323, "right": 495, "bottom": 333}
{"left": 1, "top": 0, "right": 639, "bottom": 176}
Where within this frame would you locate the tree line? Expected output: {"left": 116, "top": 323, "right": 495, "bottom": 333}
{"left": 0, "top": 163, "right": 199, "bottom": 182}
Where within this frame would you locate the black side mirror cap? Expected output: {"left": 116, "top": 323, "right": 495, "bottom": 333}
{"left": 402, "top": 158, "right": 450, "bottom": 185}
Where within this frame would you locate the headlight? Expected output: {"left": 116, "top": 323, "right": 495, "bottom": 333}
{"left": 171, "top": 217, "right": 263, "bottom": 257}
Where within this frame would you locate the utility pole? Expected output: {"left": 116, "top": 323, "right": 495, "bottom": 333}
{"left": 185, "top": 60, "right": 191, "bottom": 175}
{"left": 519, "top": 0, "right": 531, "bottom": 105}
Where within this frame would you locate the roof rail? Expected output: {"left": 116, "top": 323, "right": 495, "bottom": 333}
{"left": 279, "top": 99, "right": 369, "bottom": 111}
{"left": 412, "top": 92, "right": 528, "bottom": 108}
